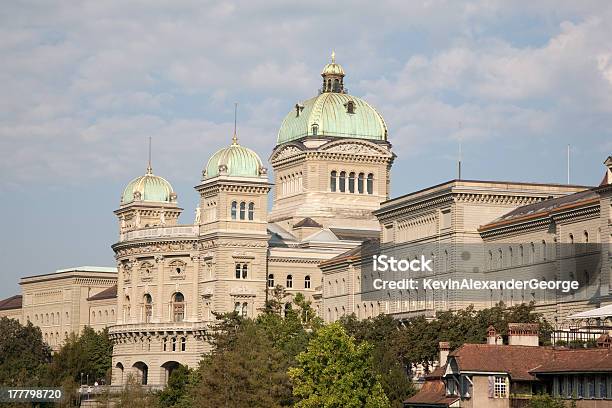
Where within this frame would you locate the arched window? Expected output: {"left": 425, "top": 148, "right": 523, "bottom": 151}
{"left": 248, "top": 202, "right": 254, "bottom": 220}
{"left": 286, "top": 274, "right": 293, "bottom": 288}
{"left": 348, "top": 172, "right": 355, "bottom": 193}
{"left": 144, "top": 294, "right": 152, "bottom": 323}
{"left": 366, "top": 173, "right": 374, "bottom": 194}
{"left": 304, "top": 275, "right": 311, "bottom": 289}
{"left": 163, "top": 337, "right": 168, "bottom": 351}
{"left": 181, "top": 337, "right": 186, "bottom": 352}
{"left": 172, "top": 293, "right": 185, "bottom": 322}
{"left": 231, "top": 201, "right": 237, "bottom": 220}
{"left": 542, "top": 240, "right": 547, "bottom": 260}
{"left": 346, "top": 101, "right": 355, "bottom": 114}
{"left": 239, "top": 202, "right": 246, "bottom": 220}
{"left": 333, "top": 79, "right": 340, "bottom": 92}
{"left": 172, "top": 337, "right": 177, "bottom": 352}
{"left": 234, "top": 263, "right": 248, "bottom": 279}
{"left": 339, "top": 171, "right": 346, "bottom": 192}
{"left": 358, "top": 173, "right": 364, "bottom": 194}
{"left": 268, "top": 274, "right": 275, "bottom": 288}
{"left": 242, "top": 302, "right": 248, "bottom": 318}
{"left": 330, "top": 171, "right": 337, "bottom": 192}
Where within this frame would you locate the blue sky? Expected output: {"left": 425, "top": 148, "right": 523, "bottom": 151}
{"left": 1, "top": 1, "right": 611, "bottom": 297}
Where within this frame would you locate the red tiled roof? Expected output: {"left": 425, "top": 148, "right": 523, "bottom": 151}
{"left": 531, "top": 348, "right": 612, "bottom": 374}
{"left": 87, "top": 285, "right": 117, "bottom": 301}
{"left": 0, "top": 295, "right": 22, "bottom": 311}
{"left": 404, "top": 379, "right": 459, "bottom": 407}
{"left": 449, "top": 344, "right": 554, "bottom": 381}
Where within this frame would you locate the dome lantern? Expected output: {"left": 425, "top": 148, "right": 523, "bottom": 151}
{"left": 321, "top": 51, "right": 345, "bottom": 93}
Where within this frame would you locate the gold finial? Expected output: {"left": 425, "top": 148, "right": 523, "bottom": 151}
{"left": 232, "top": 102, "right": 238, "bottom": 145}
{"left": 146, "top": 136, "right": 153, "bottom": 174}
{"left": 331, "top": 50, "right": 336, "bottom": 64}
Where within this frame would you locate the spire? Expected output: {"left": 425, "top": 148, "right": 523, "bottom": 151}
{"left": 232, "top": 102, "right": 238, "bottom": 145}
{"left": 146, "top": 136, "right": 153, "bottom": 174}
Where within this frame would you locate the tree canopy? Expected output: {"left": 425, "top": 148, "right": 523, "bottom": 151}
{"left": 289, "top": 323, "right": 390, "bottom": 408}
{"left": 0, "top": 317, "right": 51, "bottom": 386}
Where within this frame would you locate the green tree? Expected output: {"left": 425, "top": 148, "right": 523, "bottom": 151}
{"left": 289, "top": 323, "right": 390, "bottom": 408}
{"left": 47, "top": 326, "right": 113, "bottom": 386}
{"left": 0, "top": 317, "right": 51, "bottom": 386}
{"left": 339, "top": 315, "right": 415, "bottom": 407}
{"left": 158, "top": 364, "right": 193, "bottom": 408}
{"left": 191, "top": 320, "right": 294, "bottom": 407}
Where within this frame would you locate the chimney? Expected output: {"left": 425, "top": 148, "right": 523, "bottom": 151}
{"left": 487, "top": 325, "right": 498, "bottom": 345}
{"left": 508, "top": 323, "right": 539, "bottom": 346}
{"left": 439, "top": 341, "right": 450, "bottom": 366}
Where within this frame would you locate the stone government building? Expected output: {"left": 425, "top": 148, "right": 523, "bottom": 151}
{"left": 1, "top": 55, "right": 611, "bottom": 388}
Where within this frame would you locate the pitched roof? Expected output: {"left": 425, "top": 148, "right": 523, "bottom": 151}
{"left": 404, "top": 379, "right": 459, "bottom": 407}
{"left": 480, "top": 189, "right": 598, "bottom": 231}
{"left": 319, "top": 238, "right": 380, "bottom": 267}
{"left": 0, "top": 295, "right": 22, "bottom": 311}
{"left": 449, "top": 344, "right": 554, "bottom": 381}
{"left": 87, "top": 285, "right": 117, "bottom": 301}
{"left": 531, "top": 348, "right": 612, "bottom": 374}
{"left": 293, "top": 217, "right": 322, "bottom": 228}
{"left": 329, "top": 227, "right": 379, "bottom": 241}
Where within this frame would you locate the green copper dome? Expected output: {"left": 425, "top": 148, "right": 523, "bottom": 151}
{"left": 204, "top": 137, "right": 265, "bottom": 179}
{"left": 121, "top": 166, "right": 176, "bottom": 204}
{"left": 277, "top": 54, "right": 387, "bottom": 145}
{"left": 277, "top": 93, "right": 388, "bottom": 145}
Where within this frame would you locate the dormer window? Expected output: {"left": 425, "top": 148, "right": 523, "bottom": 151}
{"left": 345, "top": 101, "right": 355, "bottom": 114}
{"left": 295, "top": 104, "right": 304, "bottom": 117}
{"left": 311, "top": 124, "right": 318, "bottom": 136}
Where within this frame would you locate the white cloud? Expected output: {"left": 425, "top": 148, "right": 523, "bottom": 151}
{"left": 1, "top": 0, "right": 611, "bottom": 191}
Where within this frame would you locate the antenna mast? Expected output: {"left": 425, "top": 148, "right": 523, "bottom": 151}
{"left": 147, "top": 136, "right": 152, "bottom": 174}
{"left": 458, "top": 122, "right": 463, "bottom": 180}
{"left": 232, "top": 102, "right": 238, "bottom": 145}
{"left": 567, "top": 144, "right": 570, "bottom": 184}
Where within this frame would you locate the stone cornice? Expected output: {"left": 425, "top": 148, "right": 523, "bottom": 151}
{"left": 376, "top": 195, "right": 454, "bottom": 223}
{"left": 268, "top": 256, "right": 322, "bottom": 264}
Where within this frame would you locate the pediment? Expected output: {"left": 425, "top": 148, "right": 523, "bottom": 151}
{"left": 270, "top": 144, "right": 305, "bottom": 162}
{"left": 320, "top": 140, "right": 391, "bottom": 157}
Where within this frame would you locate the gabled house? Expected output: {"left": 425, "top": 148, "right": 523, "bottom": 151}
{"left": 405, "top": 324, "right": 612, "bottom": 408}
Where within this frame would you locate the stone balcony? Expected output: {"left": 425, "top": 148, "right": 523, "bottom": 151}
{"left": 119, "top": 225, "right": 198, "bottom": 243}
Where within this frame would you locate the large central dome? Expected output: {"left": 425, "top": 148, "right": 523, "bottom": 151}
{"left": 276, "top": 54, "right": 387, "bottom": 145}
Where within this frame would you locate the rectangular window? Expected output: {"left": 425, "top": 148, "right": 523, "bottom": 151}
{"left": 494, "top": 376, "right": 507, "bottom": 398}
{"left": 600, "top": 376, "right": 608, "bottom": 399}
